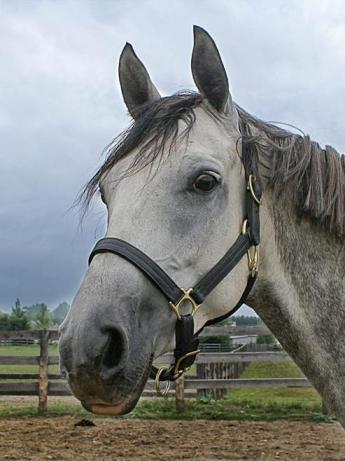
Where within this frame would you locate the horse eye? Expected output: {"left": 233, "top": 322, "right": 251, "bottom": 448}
{"left": 193, "top": 172, "right": 220, "bottom": 192}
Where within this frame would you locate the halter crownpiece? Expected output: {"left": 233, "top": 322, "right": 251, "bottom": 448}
{"left": 88, "top": 171, "right": 262, "bottom": 389}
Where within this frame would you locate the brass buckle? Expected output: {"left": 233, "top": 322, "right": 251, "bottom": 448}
{"left": 241, "top": 219, "right": 249, "bottom": 236}
{"left": 247, "top": 245, "right": 259, "bottom": 277}
{"left": 173, "top": 349, "right": 201, "bottom": 379}
{"left": 242, "top": 219, "right": 259, "bottom": 277}
{"left": 169, "top": 288, "right": 200, "bottom": 320}
{"left": 247, "top": 174, "right": 262, "bottom": 206}
{"left": 155, "top": 367, "right": 171, "bottom": 397}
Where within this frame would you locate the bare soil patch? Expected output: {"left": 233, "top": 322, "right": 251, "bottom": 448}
{"left": 0, "top": 417, "right": 345, "bottom": 460}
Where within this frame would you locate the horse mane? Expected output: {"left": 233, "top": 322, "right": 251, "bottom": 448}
{"left": 82, "top": 91, "right": 345, "bottom": 237}
{"left": 237, "top": 106, "right": 345, "bottom": 237}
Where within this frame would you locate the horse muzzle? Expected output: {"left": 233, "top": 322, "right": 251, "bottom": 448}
{"left": 59, "top": 320, "right": 153, "bottom": 415}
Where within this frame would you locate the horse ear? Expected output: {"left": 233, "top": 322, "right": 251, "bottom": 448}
{"left": 191, "top": 26, "right": 231, "bottom": 113}
{"left": 118, "top": 43, "right": 161, "bottom": 118}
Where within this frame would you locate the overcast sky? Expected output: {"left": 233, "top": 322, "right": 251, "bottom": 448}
{"left": 0, "top": 0, "right": 344, "bottom": 312}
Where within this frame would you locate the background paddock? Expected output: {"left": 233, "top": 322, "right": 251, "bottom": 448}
{"left": 0, "top": 327, "right": 312, "bottom": 412}
{"left": 0, "top": 328, "right": 342, "bottom": 460}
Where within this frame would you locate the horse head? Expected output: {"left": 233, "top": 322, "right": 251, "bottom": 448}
{"left": 59, "top": 26, "right": 254, "bottom": 415}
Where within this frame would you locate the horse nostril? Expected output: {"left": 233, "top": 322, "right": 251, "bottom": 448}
{"left": 101, "top": 328, "right": 126, "bottom": 375}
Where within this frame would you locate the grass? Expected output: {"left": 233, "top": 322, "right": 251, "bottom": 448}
{"left": 0, "top": 344, "right": 59, "bottom": 356}
{"left": 126, "top": 361, "right": 326, "bottom": 422}
{"left": 226, "top": 360, "right": 322, "bottom": 414}
{"left": 0, "top": 346, "right": 336, "bottom": 422}
{"left": 241, "top": 360, "right": 305, "bottom": 379}
{"left": 0, "top": 396, "right": 331, "bottom": 422}
{"left": 0, "top": 403, "right": 88, "bottom": 419}
{"left": 129, "top": 396, "right": 325, "bottom": 422}
{"left": 0, "top": 344, "right": 59, "bottom": 374}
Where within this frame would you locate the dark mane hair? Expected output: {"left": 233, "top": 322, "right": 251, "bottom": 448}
{"left": 82, "top": 91, "right": 345, "bottom": 236}
{"left": 237, "top": 106, "right": 345, "bottom": 236}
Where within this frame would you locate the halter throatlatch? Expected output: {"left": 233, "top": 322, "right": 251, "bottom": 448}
{"left": 88, "top": 172, "right": 262, "bottom": 392}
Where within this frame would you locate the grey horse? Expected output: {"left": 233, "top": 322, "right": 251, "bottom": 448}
{"left": 59, "top": 26, "right": 345, "bottom": 425}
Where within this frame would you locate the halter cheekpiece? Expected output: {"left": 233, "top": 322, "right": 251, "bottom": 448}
{"left": 88, "top": 170, "right": 262, "bottom": 392}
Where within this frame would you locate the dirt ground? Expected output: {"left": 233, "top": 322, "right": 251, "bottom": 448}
{"left": 1, "top": 416, "right": 345, "bottom": 461}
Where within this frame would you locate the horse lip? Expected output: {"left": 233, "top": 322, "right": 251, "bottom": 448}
{"left": 79, "top": 353, "right": 154, "bottom": 415}
{"left": 86, "top": 400, "right": 135, "bottom": 416}
{"left": 82, "top": 373, "right": 147, "bottom": 415}
{"left": 82, "top": 389, "right": 141, "bottom": 415}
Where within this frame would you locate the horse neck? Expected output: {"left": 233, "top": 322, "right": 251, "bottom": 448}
{"left": 251, "top": 185, "right": 345, "bottom": 419}
{"left": 264, "top": 187, "right": 344, "bottom": 317}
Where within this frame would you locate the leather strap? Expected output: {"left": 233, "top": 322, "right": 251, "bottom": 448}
{"left": 89, "top": 234, "right": 252, "bottom": 308}
{"left": 150, "top": 314, "right": 199, "bottom": 381}
{"left": 197, "top": 272, "right": 257, "bottom": 333}
{"left": 88, "top": 172, "right": 262, "bottom": 383}
{"left": 89, "top": 238, "right": 184, "bottom": 305}
{"left": 191, "top": 233, "right": 251, "bottom": 304}
{"left": 245, "top": 176, "right": 261, "bottom": 245}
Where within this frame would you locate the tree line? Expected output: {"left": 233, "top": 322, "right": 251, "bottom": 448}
{"left": 0, "top": 299, "right": 70, "bottom": 331}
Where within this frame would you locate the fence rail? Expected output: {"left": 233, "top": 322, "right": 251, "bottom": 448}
{"left": 0, "top": 328, "right": 311, "bottom": 412}
{"left": 156, "top": 351, "right": 289, "bottom": 364}
{"left": 0, "top": 331, "right": 58, "bottom": 340}
{"left": 201, "top": 324, "right": 270, "bottom": 336}
{"left": 0, "top": 325, "right": 270, "bottom": 341}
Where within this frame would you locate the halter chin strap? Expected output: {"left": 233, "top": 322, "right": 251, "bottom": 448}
{"left": 88, "top": 173, "right": 262, "bottom": 384}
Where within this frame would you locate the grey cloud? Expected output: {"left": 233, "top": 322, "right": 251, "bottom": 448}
{"left": 0, "top": 0, "right": 344, "bottom": 310}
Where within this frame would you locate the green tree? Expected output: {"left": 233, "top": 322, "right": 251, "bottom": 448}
{"left": 30, "top": 304, "right": 53, "bottom": 330}
{"left": 51, "top": 302, "right": 70, "bottom": 324}
{"left": 232, "top": 315, "right": 260, "bottom": 326}
{"left": 23, "top": 303, "right": 48, "bottom": 321}
{"left": 256, "top": 334, "right": 275, "bottom": 345}
{"left": 8, "top": 299, "right": 30, "bottom": 330}
{"left": 0, "top": 312, "right": 9, "bottom": 330}
{"left": 199, "top": 335, "right": 230, "bottom": 347}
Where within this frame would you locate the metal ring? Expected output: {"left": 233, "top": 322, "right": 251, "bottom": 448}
{"left": 173, "top": 349, "right": 201, "bottom": 378}
{"left": 169, "top": 288, "right": 200, "bottom": 320}
{"left": 241, "top": 219, "right": 249, "bottom": 235}
{"left": 155, "top": 367, "right": 171, "bottom": 397}
{"left": 241, "top": 219, "right": 259, "bottom": 276}
{"left": 247, "top": 245, "right": 259, "bottom": 277}
{"left": 248, "top": 175, "right": 262, "bottom": 206}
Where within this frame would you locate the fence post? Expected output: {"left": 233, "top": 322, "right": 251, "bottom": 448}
{"left": 38, "top": 330, "right": 49, "bottom": 414}
{"left": 196, "top": 363, "right": 206, "bottom": 398}
{"left": 175, "top": 375, "right": 185, "bottom": 412}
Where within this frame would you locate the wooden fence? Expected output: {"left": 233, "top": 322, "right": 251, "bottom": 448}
{"left": 0, "top": 327, "right": 311, "bottom": 413}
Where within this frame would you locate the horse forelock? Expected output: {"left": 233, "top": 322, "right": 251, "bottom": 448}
{"left": 80, "top": 91, "right": 203, "bottom": 208}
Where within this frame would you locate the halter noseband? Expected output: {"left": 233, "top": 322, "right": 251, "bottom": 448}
{"left": 88, "top": 171, "right": 262, "bottom": 390}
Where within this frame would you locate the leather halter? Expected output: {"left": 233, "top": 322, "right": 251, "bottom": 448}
{"left": 88, "top": 172, "right": 262, "bottom": 388}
